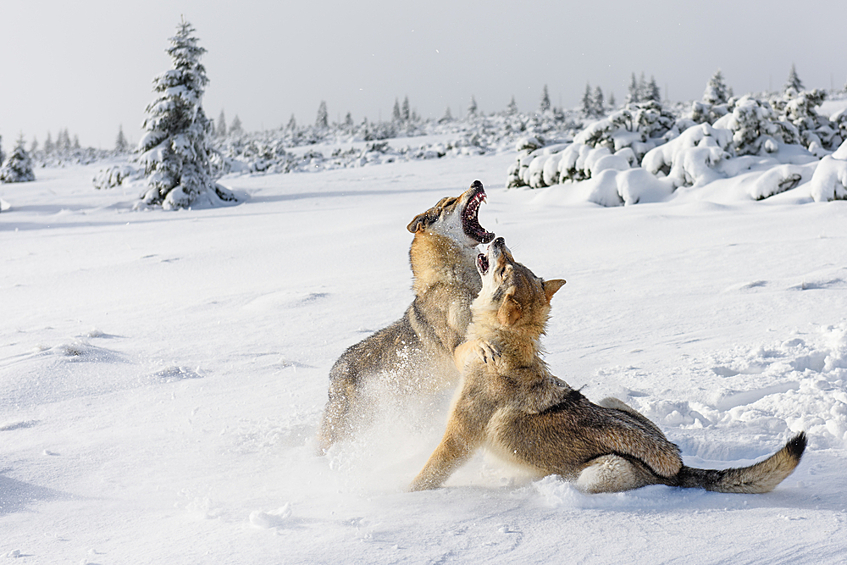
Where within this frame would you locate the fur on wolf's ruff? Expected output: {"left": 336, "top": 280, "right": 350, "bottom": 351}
{"left": 317, "top": 181, "right": 495, "bottom": 453}
{"left": 410, "top": 237, "right": 806, "bottom": 494}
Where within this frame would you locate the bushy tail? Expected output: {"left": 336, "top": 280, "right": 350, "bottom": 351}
{"left": 674, "top": 433, "right": 806, "bottom": 494}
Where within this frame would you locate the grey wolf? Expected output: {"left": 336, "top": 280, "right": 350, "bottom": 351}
{"left": 410, "top": 237, "right": 806, "bottom": 493}
{"left": 317, "top": 181, "right": 495, "bottom": 452}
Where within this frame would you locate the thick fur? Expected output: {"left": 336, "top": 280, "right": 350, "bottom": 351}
{"left": 317, "top": 181, "right": 494, "bottom": 452}
{"left": 410, "top": 238, "right": 806, "bottom": 494}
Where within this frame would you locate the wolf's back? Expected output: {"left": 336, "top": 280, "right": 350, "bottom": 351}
{"left": 674, "top": 433, "right": 806, "bottom": 493}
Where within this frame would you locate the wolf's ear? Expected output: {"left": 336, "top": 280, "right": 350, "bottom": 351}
{"left": 407, "top": 209, "right": 438, "bottom": 233}
{"left": 497, "top": 290, "right": 523, "bottom": 326}
{"left": 543, "top": 279, "right": 566, "bottom": 303}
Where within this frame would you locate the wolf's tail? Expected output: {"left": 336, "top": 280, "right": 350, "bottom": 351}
{"left": 673, "top": 432, "right": 806, "bottom": 493}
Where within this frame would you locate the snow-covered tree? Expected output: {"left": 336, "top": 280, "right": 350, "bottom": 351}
{"left": 392, "top": 98, "right": 402, "bottom": 122}
{"left": 229, "top": 115, "right": 243, "bottom": 136}
{"left": 286, "top": 114, "right": 297, "bottom": 131}
{"left": 645, "top": 76, "right": 661, "bottom": 103}
{"left": 43, "top": 132, "right": 54, "bottom": 155}
{"left": 29, "top": 136, "right": 38, "bottom": 155}
{"left": 402, "top": 96, "right": 411, "bottom": 122}
{"left": 115, "top": 125, "right": 128, "bottom": 153}
{"left": 439, "top": 106, "right": 453, "bottom": 123}
{"left": 593, "top": 86, "right": 605, "bottom": 116}
{"left": 217, "top": 109, "right": 227, "bottom": 137}
{"left": 539, "top": 85, "right": 551, "bottom": 113}
{"left": 580, "top": 83, "right": 594, "bottom": 117}
{"left": 608, "top": 92, "right": 616, "bottom": 110}
{"left": 626, "top": 73, "right": 640, "bottom": 104}
{"left": 703, "top": 69, "right": 731, "bottom": 105}
{"left": 467, "top": 95, "right": 478, "bottom": 118}
{"left": 0, "top": 134, "right": 36, "bottom": 183}
{"left": 316, "top": 101, "right": 329, "bottom": 129}
{"left": 137, "top": 18, "right": 234, "bottom": 209}
{"left": 784, "top": 64, "right": 804, "bottom": 93}
{"left": 506, "top": 95, "right": 518, "bottom": 115}
{"left": 0, "top": 135, "right": 5, "bottom": 166}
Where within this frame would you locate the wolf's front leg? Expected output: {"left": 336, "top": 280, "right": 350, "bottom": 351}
{"left": 409, "top": 427, "right": 477, "bottom": 491}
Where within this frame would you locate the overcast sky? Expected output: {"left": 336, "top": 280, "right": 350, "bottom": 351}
{"left": 1, "top": 0, "right": 844, "bottom": 152}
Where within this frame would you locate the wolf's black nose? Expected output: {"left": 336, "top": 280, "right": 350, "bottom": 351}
{"left": 470, "top": 180, "right": 484, "bottom": 191}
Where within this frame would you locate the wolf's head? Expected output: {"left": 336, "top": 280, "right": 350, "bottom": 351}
{"left": 406, "top": 180, "right": 494, "bottom": 248}
{"left": 472, "top": 237, "right": 566, "bottom": 335}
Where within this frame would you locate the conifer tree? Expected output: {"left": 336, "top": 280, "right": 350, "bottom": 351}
{"left": 43, "top": 132, "right": 54, "bottom": 155}
{"left": 440, "top": 106, "right": 453, "bottom": 123}
{"left": 392, "top": 98, "right": 402, "bottom": 122}
{"left": 344, "top": 112, "right": 354, "bottom": 129}
{"left": 0, "top": 134, "right": 36, "bottom": 183}
{"left": 286, "top": 114, "right": 297, "bottom": 130}
{"left": 229, "top": 115, "right": 243, "bottom": 136}
{"left": 539, "top": 84, "right": 551, "bottom": 113}
{"left": 581, "top": 83, "right": 594, "bottom": 117}
{"left": 506, "top": 95, "right": 518, "bottom": 115}
{"left": 593, "top": 86, "right": 605, "bottom": 115}
{"left": 0, "top": 135, "right": 4, "bottom": 166}
{"left": 29, "top": 137, "right": 38, "bottom": 155}
{"left": 217, "top": 109, "right": 227, "bottom": 137}
{"left": 704, "top": 69, "right": 731, "bottom": 105}
{"left": 467, "top": 95, "right": 478, "bottom": 118}
{"left": 316, "top": 101, "right": 329, "bottom": 129}
{"left": 137, "top": 17, "right": 234, "bottom": 209}
{"left": 646, "top": 76, "right": 661, "bottom": 102}
{"left": 785, "top": 64, "right": 804, "bottom": 93}
{"left": 115, "top": 125, "right": 128, "bottom": 153}
{"left": 627, "top": 73, "right": 640, "bottom": 104}
{"left": 608, "top": 92, "right": 616, "bottom": 109}
{"left": 402, "top": 96, "right": 411, "bottom": 122}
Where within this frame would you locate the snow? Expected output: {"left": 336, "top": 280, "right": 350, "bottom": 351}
{"left": 2, "top": 150, "right": 847, "bottom": 563}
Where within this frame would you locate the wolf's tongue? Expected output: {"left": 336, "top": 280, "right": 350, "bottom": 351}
{"left": 477, "top": 253, "right": 490, "bottom": 274}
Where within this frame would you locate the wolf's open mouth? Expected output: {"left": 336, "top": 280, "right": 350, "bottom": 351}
{"left": 477, "top": 253, "right": 490, "bottom": 275}
{"left": 462, "top": 184, "right": 495, "bottom": 244}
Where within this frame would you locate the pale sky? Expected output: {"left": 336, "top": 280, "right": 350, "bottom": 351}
{"left": 1, "top": 0, "right": 844, "bottom": 153}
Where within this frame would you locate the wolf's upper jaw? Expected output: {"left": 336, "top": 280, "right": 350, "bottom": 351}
{"left": 462, "top": 182, "right": 494, "bottom": 245}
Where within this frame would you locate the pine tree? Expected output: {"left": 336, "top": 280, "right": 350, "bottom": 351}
{"left": 581, "top": 83, "right": 594, "bottom": 117}
{"left": 703, "top": 69, "right": 731, "bottom": 105}
{"left": 229, "top": 115, "right": 243, "bottom": 136}
{"left": 0, "top": 135, "right": 4, "bottom": 166}
{"left": 627, "top": 73, "right": 640, "bottom": 104}
{"left": 72, "top": 135, "right": 80, "bottom": 150}
{"left": 316, "top": 100, "right": 329, "bottom": 129}
{"left": 593, "top": 86, "right": 605, "bottom": 115}
{"left": 402, "top": 96, "right": 411, "bottom": 122}
{"left": 608, "top": 92, "right": 616, "bottom": 109}
{"left": 785, "top": 64, "right": 804, "bottom": 93}
{"left": 43, "top": 132, "right": 54, "bottom": 155}
{"left": 344, "top": 112, "right": 354, "bottom": 129}
{"left": 0, "top": 134, "right": 36, "bottom": 183}
{"left": 506, "top": 95, "right": 518, "bottom": 115}
{"left": 646, "top": 76, "right": 661, "bottom": 102}
{"left": 137, "top": 17, "right": 234, "bottom": 209}
{"left": 440, "top": 106, "right": 453, "bottom": 123}
{"left": 115, "top": 125, "right": 128, "bottom": 153}
{"left": 217, "top": 109, "right": 227, "bottom": 137}
{"left": 29, "top": 136, "right": 38, "bottom": 155}
{"left": 539, "top": 85, "right": 551, "bottom": 113}
{"left": 286, "top": 114, "right": 297, "bottom": 130}
{"left": 392, "top": 98, "right": 402, "bottom": 122}
{"left": 467, "top": 95, "right": 478, "bottom": 118}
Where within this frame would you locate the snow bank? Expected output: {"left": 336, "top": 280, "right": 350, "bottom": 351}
{"left": 810, "top": 139, "right": 847, "bottom": 202}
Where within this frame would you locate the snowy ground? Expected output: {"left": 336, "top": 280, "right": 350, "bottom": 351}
{"left": 2, "top": 152, "right": 847, "bottom": 563}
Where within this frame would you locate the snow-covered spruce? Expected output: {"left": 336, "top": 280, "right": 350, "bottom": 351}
{"left": 810, "top": 138, "right": 847, "bottom": 202}
{"left": 136, "top": 18, "right": 235, "bottom": 209}
{"left": 0, "top": 135, "right": 36, "bottom": 183}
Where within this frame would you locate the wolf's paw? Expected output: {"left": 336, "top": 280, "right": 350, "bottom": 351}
{"left": 475, "top": 340, "right": 501, "bottom": 364}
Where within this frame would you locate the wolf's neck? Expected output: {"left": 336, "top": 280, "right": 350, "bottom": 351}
{"left": 467, "top": 322, "right": 547, "bottom": 369}
{"left": 410, "top": 233, "right": 478, "bottom": 293}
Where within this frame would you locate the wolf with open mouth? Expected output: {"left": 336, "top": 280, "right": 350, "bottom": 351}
{"left": 317, "top": 180, "right": 495, "bottom": 452}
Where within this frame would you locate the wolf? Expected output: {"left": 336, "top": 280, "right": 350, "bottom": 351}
{"left": 317, "top": 181, "right": 495, "bottom": 452}
{"left": 410, "top": 237, "right": 806, "bottom": 494}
